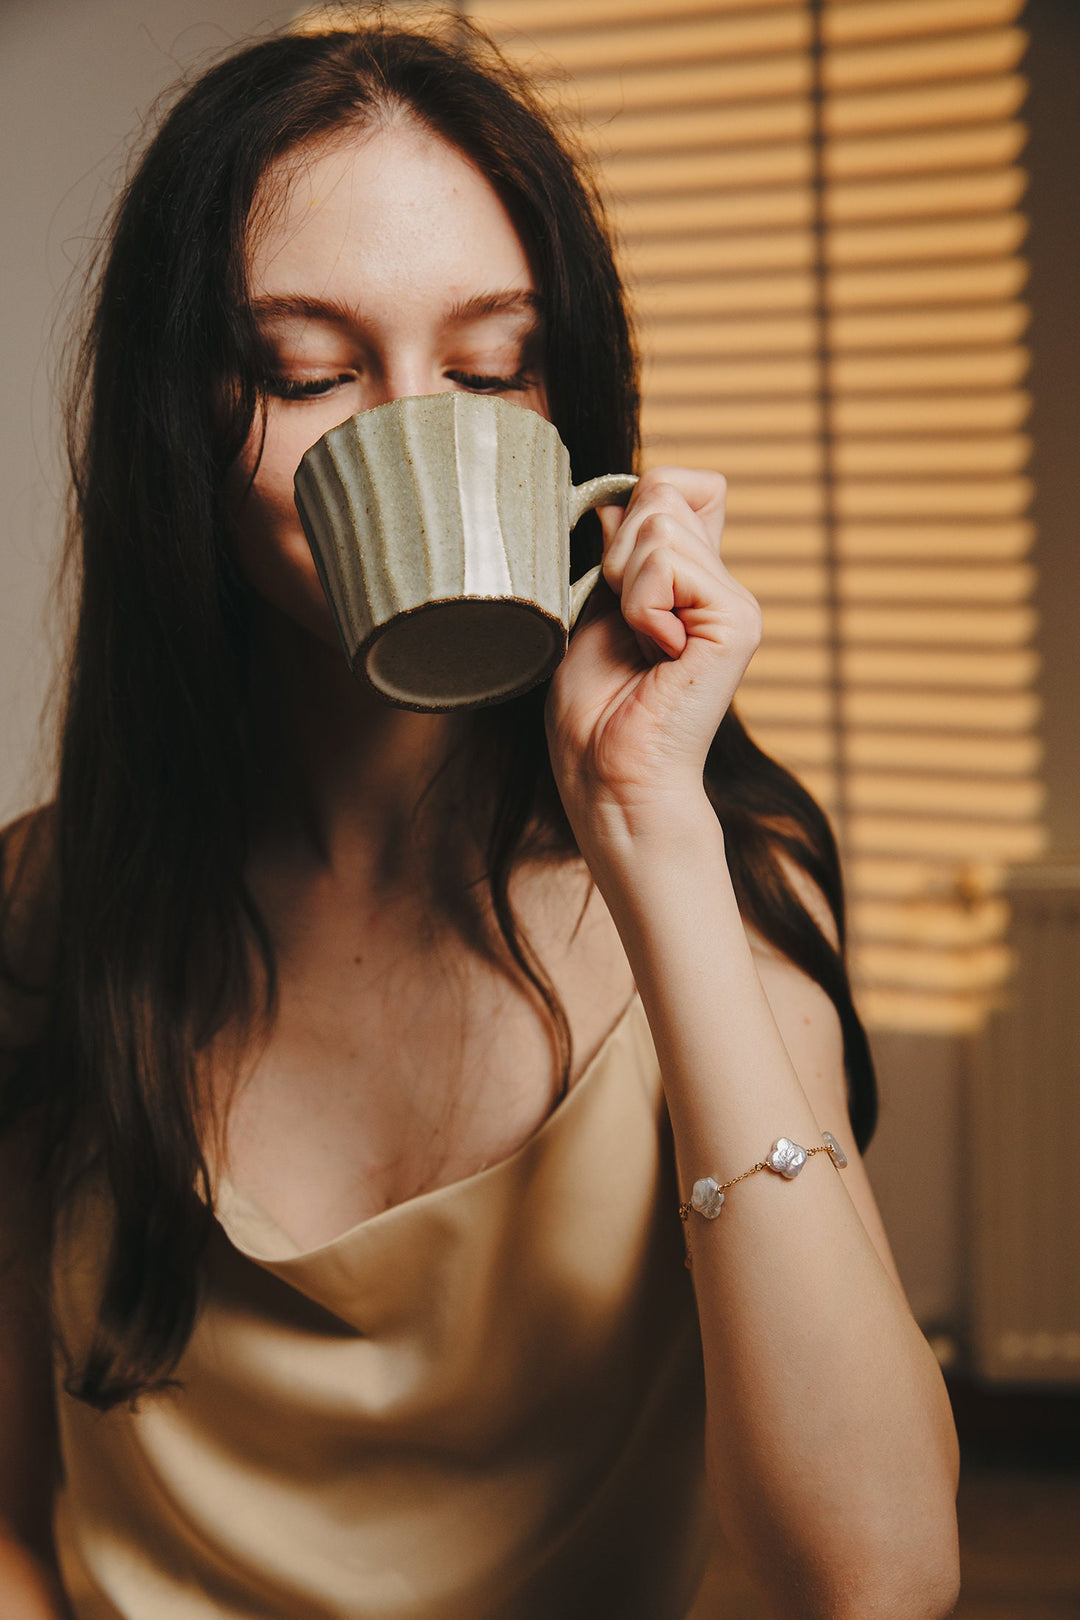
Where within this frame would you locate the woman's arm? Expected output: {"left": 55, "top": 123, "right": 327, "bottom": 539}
{"left": 547, "top": 471, "right": 960, "bottom": 1620}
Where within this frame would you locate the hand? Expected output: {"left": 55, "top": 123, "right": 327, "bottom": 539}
{"left": 545, "top": 466, "right": 761, "bottom": 847}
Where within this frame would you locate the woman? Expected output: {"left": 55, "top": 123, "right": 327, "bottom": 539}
{"left": 0, "top": 18, "right": 960, "bottom": 1620}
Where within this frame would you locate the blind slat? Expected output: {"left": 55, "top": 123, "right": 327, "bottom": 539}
{"left": 735, "top": 561, "right": 1033, "bottom": 604}
{"left": 824, "top": 0, "right": 1024, "bottom": 47}
{"left": 837, "top": 690, "right": 1037, "bottom": 729}
{"left": 840, "top": 563, "right": 1034, "bottom": 602}
{"left": 842, "top": 647, "right": 1037, "bottom": 686}
{"left": 826, "top": 27, "right": 1025, "bottom": 94}
{"left": 851, "top": 858, "right": 999, "bottom": 898}
{"left": 837, "top": 521, "right": 1033, "bottom": 559}
{"left": 590, "top": 100, "right": 811, "bottom": 153}
{"left": 826, "top": 120, "right": 1026, "bottom": 180}
{"left": 607, "top": 143, "right": 809, "bottom": 193}
{"left": 618, "top": 170, "right": 1026, "bottom": 234}
{"left": 644, "top": 319, "right": 816, "bottom": 359}
{"left": 850, "top": 817, "right": 1043, "bottom": 861}
{"left": 827, "top": 212, "right": 1026, "bottom": 265}
{"left": 477, "top": 0, "right": 792, "bottom": 32}
{"left": 641, "top": 260, "right": 1027, "bottom": 315}
{"left": 834, "top": 433, "right": 1030, "bottom": 475}
{"left": 511, "top": 10, "right": 808, "bottom": 73}
{"left": 831, "top": 476, "right": 1030, "bottom": 517}
{"left": 841, "top": 604, "right": 1035, "bottom": 643}
{"left": 825, "top": 74, "right": 1025, "bottom": 136}
{"left": 640, "top": 277, "right": 815, "bottom": 317}
{"left": 854, "top": 894, "right": 1010, "bottom": 946}
{"left": 856, "top": 942, "right": 1013, "bottom": 993}
{"left": 616, "top": 188, "right": 810, "bottom": 235}
{"left": 834, "top": 397, "right": 1029, "bottom": 433}
{"left": 827, "top": 167, "right": 1026, "bottom": 222}
{"left": 565, "top": 57, "right": 809, "bottom": 115}
{"left": 644, "top": 400, "right": 819, "bottom": 433}
{"left": 832, "top": 347, "right": 1027, "bottom": 390}
{"left": 830, "top": 304, "right": 1028, "bottom": 346}
{"left": 848, "top": 733, "right": 1040, "bottom": 773}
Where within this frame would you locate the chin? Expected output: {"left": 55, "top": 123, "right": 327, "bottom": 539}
{"left": 247, "top": 575, "right": 343, "bottom": 653}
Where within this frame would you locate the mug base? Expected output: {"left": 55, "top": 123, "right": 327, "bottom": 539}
{"left": 359, "top": 597, "right": 565, "bottom": 712}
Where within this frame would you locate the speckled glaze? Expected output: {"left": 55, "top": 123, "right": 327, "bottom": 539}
{"left": 294, "top": 393, "right": 636, "bottom": 711}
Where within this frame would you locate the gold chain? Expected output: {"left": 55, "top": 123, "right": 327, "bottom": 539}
{"left": 678, "top": 1143, "right": 833, "bottom": 1268}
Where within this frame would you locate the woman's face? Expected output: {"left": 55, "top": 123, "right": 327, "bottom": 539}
{"left": 230, "top": 115, "right": 548, "bottom": 643}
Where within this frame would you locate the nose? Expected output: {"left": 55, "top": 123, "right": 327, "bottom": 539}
{"left": 367, "top": 353, "right": 448, "bottom": 409}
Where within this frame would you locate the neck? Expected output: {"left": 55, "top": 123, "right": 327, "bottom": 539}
{"left": 245, "top": 601, "right": 474, "bottom": 889}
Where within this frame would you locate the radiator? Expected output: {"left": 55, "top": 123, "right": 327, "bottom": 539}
{"left": 969, "top": 864, "right": 1080, "bottom": 1384}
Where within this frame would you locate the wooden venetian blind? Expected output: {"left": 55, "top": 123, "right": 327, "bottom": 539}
{"left": 463, "top": 0, "right": 1043, "bottom": 1036}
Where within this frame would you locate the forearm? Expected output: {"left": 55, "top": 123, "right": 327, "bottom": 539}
{"left": 585, "top": 799, "right": 960, "bottom": 1618}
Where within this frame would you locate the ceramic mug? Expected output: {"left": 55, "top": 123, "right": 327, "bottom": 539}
{"left": 293, "top": 392, "right": 637, "bottom": 711}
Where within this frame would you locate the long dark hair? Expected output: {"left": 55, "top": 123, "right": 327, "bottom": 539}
{"left": 0, "top": 16, "right": 874, "bottom": 1412}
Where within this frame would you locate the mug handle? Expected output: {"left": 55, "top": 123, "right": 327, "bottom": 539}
{"left": 567, "top": 473, "right": 638, "bottom": 630}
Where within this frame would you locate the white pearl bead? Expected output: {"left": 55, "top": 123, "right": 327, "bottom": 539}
{"left": 690, "top": 1177, "right": 726, "bottom": 1219}
{"left": 823, "top": 1130, "right": 848, "bottom": 1169}
{"left": 766, "top": 1137, "right": 808, "bottom": 1178}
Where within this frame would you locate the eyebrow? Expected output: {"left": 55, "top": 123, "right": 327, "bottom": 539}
{"left": 446, "top": 290, "right": 542, "bottom": 324}
{"left": 248, "top": 289, "right": 543, "bottom": 327}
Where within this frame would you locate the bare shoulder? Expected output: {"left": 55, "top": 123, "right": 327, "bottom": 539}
{"left": 742, "top": 855, "right": 848, "bottom": 1121}
{"left": 1, "top": 804, "right": 57, "bottom": 939}
{"left": 0, "top": 806, "right": 57, "bottom": 1050}
{"left": 0, "top": 804, "right": 57, "bottom": 1310}
{"left": 0, "top": 809, "right": 60, "bottom": 1555}
{"left": 0, "top": 800, "right": 57, "bottom": 1215}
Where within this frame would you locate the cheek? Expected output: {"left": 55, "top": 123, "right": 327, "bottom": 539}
{"left": 228, "top": 418, "right": 337, "bottom": 641}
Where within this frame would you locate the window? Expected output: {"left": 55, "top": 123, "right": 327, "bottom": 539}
{"left": 468, "top": 0, "right": 1042, "bottom": 1035}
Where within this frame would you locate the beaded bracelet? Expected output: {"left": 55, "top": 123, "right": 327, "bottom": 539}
{"left": 678, "top": 1132, "right": 848, "bottom": 1267}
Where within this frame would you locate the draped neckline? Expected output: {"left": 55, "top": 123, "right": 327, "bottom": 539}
{"left": 212, "top": 987, "right": 646, "bottom": 1266}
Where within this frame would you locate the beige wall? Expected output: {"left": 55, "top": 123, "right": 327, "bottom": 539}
{"left": 0, "top": 0, "right": 293, "bottom": 825}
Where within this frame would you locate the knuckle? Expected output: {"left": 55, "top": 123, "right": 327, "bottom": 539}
{"left": 634, "top": 475, "right": 685, "bottom": 513}
{"left": 635, "top": 510, "right": 682, "bottom": 546}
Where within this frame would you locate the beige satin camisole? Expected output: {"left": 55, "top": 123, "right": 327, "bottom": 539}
{"left": 51, "top": 995, "right": 731, "bottom": 1619}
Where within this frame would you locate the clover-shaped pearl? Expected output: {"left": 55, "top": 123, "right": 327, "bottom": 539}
{"left": 766, "top": 1137, "right": 808, "bottom": 1178}
{"left": 822, "top": 1131, "right": 847, "bottom": 1170}
{"left": 690, "top": 1177, "right": 726, "bottom": 1219}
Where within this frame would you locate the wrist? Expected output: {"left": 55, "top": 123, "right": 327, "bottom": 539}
{"left": 572, "top": 787, "right": 727, "bottom": 891}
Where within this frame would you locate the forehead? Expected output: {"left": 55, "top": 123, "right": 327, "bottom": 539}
{"left": 246, "top": 116, "right": 535, "bottom": 308}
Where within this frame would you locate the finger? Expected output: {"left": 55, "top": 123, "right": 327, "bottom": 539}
{"left": 641, "top": 465, "right": 727, "bottom": 525}
{"left": 601, "top": 479, "right": 726, "bottom": 589}
{"left": 603, "top": 507, "right": 726, "bottom": 598}
{"left": 627, "top": 469, "right": 727, "bottom": 556}
{"left": 619, "top": 537, "right": 760, "bottom": 665}
{"left": 595, "top": 501, "right": 630, "bottom": 551}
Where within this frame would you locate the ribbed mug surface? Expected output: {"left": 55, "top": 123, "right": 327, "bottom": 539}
{"left": 294, "top": 394, "right": 632, "bottom": 710}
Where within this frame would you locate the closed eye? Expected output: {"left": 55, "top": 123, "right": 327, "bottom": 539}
{"left": 446, "top": 369, "right": 535, "bottom": 394}
{"left": 265, "top": 373, "right": 356, "bottom": 401}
